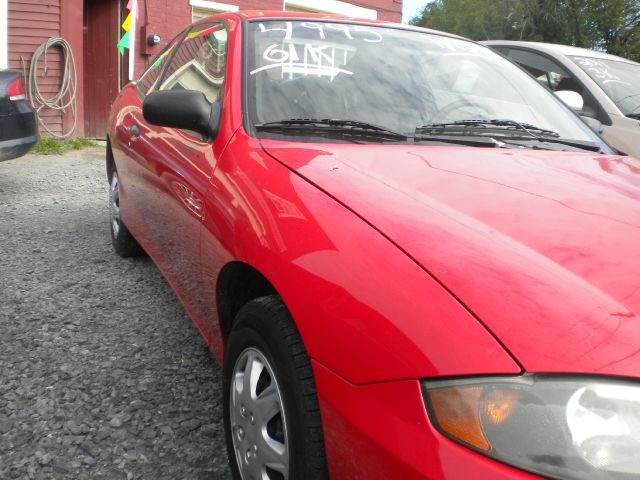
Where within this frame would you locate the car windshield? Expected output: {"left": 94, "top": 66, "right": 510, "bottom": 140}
{"left": 569, "top": 56, "right": 640, "bottom": 117}
{"left": 245, "top": 21, "right": 601, "bottom": 144}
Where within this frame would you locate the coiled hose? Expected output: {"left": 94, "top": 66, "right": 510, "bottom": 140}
{"left": 27, "top": 38, "right": 77, "bottom": 138}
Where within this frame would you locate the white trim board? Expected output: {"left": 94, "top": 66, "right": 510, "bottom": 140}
{"left": 284, "top": 0, "right": 377, "bottom": 19}
{"left": 0, "top": 0, "right": 8, "bottom": 69}
{"left": 188, "top": 0, "right": 238, "bottom": 12}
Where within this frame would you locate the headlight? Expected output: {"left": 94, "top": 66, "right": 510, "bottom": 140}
{"left": 423, "top": 375, "right": 640, "bottom": 479}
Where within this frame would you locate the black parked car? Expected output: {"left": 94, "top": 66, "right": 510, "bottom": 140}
{"left": 0, "top": 70, "right": 38, "bottom": 161}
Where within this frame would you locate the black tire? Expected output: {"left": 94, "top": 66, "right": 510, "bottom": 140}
{"left": 223, "top": 296, "right": 328, "bottom": 480}
{"left": 109, "top": 167, "right": 144, "bottom": 258}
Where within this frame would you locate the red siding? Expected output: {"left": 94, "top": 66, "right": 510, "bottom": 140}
{"left": 8, "top": 0, "right": 64, "bottom": 136}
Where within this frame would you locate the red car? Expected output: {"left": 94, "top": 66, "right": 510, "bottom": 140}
{"left": 107, "top": 11, "right": 640, "bottom": 480}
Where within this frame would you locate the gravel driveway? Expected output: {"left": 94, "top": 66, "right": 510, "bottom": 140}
{"left": 0, "top": 147, "right": 232, "bottom": 480}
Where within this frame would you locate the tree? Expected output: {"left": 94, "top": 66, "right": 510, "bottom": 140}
{"left": 411, "top": 0, "right": 524, "bottom": 40}
{"left": 585, "top": 0, "right": 640, "bottom": 60}
{"left": 411, "top": 0, "right": 640, "bottom": 61}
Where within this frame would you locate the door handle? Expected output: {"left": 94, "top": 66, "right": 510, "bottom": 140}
{"left": 128, "top": 124, "right": 140, "bottom": 138}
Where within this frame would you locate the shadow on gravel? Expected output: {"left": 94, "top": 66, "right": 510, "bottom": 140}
{"left": 0, "top": 149, "right": 232, "bottom": 480}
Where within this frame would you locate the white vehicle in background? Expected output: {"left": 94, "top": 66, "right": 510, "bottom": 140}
{"left": 483, "top": 41, "right": 640, "bottom": 158}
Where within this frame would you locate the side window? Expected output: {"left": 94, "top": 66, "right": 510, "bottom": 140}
{"left": 157, "top": 22, "right": 228, "bottom": 104}
{"left": 507, "top": 49, "right": 600, "bottom": 118}
{"left": 507, "top": 49, "right": 569, "bottom": 90}
{"left": 137, "top": 31, "right": 187, "bottom": 97}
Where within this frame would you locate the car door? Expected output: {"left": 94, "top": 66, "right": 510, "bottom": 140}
{"left": 124, "top": 21, "right": 229, "bottom": 339}
{"left": 113, "top": 30, "right": 187, "bottom": 254}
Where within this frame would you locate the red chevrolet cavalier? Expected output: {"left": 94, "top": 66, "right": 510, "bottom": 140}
{"left": 107, "top": 11, "right": 640, "bottom": 480}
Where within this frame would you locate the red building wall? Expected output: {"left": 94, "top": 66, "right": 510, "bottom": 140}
{"left": 8, "top": 0, "right": 64, "bottom": 136}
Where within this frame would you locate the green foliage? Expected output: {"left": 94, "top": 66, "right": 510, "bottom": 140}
{"left": 411, "top": 0, "right": 640, "bottom": 61}
{"left": 33, "top": 137, "right": 97, "bottom": 155}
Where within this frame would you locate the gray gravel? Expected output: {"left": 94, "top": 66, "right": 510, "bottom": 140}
{"left": 0, "top": 148, "right": 232, "bottom": 479}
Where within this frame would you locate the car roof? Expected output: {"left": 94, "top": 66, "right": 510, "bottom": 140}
{"left": 232, "top": 10, "right": 461, "bottom": 39}
{"left": 482, "top": 40, "right": 639, "bottom": 65}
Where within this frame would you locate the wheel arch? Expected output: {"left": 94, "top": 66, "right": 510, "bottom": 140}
{"left": 216, "top": 261, "right": 279, "bottom": 347}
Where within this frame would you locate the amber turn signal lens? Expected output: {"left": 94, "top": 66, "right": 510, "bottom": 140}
{"left": 428, "top": 386, "right": 491, "bottom": 451}
{"left": 483, "top": 389, "right": 519, "bottom": 426}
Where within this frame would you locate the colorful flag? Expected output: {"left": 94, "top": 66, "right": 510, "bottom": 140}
{"left": 126, "top": 0, "right": 137, "bottom": 15}
{"left": 122, "top": 12, "right": 132, "bottom": 32}
{"left": 117, "top": 0, "right": 138, "bottom": 79}
{"left": 117, "top": 31, "right": 130, "bottom": 55}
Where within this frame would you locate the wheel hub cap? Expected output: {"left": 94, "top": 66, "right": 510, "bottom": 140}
{"left": 230, "top": 347, "right": 290, "bottom": 480}
{"left": 110, "top": 171, "right": 121, "bottom": 236}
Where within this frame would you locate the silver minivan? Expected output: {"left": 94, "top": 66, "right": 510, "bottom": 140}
{"left": 483, "top": 41, "right": 640, "bottom": 158}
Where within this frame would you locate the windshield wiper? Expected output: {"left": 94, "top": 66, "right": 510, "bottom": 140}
{"left": 414, "top": 134, "right": 516, "bottom": 148}
{"left": 627, "top": 113, "right": 640, "bottom": 120}
{"left": 416, "top": 119, "right": 561, "bottom": 138}
{"left": 416, "top": 119, "right": 601, "bottom": 152}
{"left": 521, "top": 136, "right": 602, "bottom": 152}
{"left": 256, "top": 118, "right": 408, "bottom": 141}
{"left": 256, "top": 118, "right": 600, "bottom": 151}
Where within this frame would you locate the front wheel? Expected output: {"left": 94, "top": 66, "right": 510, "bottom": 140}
{"left": 109, "top": 168, "right": 144, "bottom": 257}
{"left": 223, "top": 296, "right": 328, "bottom": 480}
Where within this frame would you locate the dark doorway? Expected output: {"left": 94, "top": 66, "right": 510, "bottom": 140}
{"left": 83, "top": 0, "right": 120, "bottom": 138}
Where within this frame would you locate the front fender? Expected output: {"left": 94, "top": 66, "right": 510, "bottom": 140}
{"left": 202, "top": 130, "right": 520, "bottom": 384}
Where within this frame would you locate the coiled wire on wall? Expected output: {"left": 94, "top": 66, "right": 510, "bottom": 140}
{"left": 26, "top": 38, "right": 78, "bottom": 139}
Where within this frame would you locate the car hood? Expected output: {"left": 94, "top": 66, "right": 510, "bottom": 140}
{"left": 261, "top": 140, "right": 640, "bottom": 378}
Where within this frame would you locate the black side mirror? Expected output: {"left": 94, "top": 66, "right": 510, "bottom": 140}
{"left": 143, "top": 90, "right": 221, "bottom": 140}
